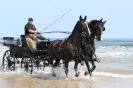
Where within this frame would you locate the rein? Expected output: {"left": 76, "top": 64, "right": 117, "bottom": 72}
{"left": 41, "top": 31, "right": 71, "bottom": 34}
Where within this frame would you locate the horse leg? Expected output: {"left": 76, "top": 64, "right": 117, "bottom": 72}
{"left": 84, "top": 60, "right": 96, "bottom": 76}
{"left": 64, "top": 61, "right": 69, "bottom": 78}
{"left": 84, "top": 54, "right": 96, "bottom": 75}
{"left": 85, "top": 60, "right": 92, "bottom": 77}
{"left": 75, "top": 60, "right": 84, "bottom": 77}
{"left": 81, "top": 55, "right": 92, "bottom": 77}
{"left": 90, "top": 47, "right": 96, "bottom": 73}
{"left": 74, "top": 60, "right": 80, "bottom": 77}
{"left": 90, "top": 60, "right": 96, "bottom": 73}
{"left": 53, "top": 59, "right": 61, "bottom": 68}
{"left": 48, "top": 58, "right": 53, "bottom": 66}
{"left": 51, "top": 59, "right": 60, "bottom": 77}
{"left": 79, "top": 60, "right": 84, "bottom": 73}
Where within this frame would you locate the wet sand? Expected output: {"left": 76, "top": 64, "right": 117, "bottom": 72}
{"left": 0, "top": 72, "right": 133, "bottom": 88}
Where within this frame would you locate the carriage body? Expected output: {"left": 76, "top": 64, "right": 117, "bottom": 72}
{"left": 2, "top": 35, "right": 50, "bottom": 73}
{"left": 3, "top": 35, "right": 49, "bottom": 57}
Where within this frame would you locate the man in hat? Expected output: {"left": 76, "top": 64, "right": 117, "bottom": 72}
{"left": 25, "top": 17, "right": 40, "bottom": 52}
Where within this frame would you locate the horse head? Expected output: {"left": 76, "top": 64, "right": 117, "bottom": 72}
{"left": 88, "top": 18, "right": 106, "bottom": 41}
{"left": 75, "top": 15, "right": 90, "bottom": 37}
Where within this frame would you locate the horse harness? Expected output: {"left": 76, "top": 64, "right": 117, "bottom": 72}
{"left": 81, "top": 32, "right": 100, "bottom": 62}
{"left": 59, "top": 38, "right": 82, "bottom": 55}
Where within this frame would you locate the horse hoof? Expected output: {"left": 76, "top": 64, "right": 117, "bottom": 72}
{"left": 90, "top": 74, "right": 92, "bottom": 77}
{"left": 52, "top": 74, "right": 56, "bottom": 77}
{"left": 80, "top": 61, "right": 84, "bottom": 65}
{"left": 65, "top": 77, "right": 69, "bottom": 80}
{"left": 84, "top": 71, "right": 89, "bottom": 76}
{"left": 17, "top": 61, "right": 20, "bottom": 64}
{"left": 75, "top": 74, "right": 79, "bottom": 77}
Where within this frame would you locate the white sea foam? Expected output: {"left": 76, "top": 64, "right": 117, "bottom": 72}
{"left": 97, "top": 52, "right": 133, "bottom": 57}
{"left": 96, "top": 46, "right": 133, "bottom": 53}
{"left": 1, "top": 70, "right": 133, "bottom": 80}
{"left": 94, "top": 71, "right": 133, "bottom": 79}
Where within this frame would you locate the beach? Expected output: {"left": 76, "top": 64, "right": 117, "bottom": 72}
{"left": 0, "top": 71, "right": 133, "bottom": 88}
{"left": 0, "top": 38, "right": 133, "bottom": 88}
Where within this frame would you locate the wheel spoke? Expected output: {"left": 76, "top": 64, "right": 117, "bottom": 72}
{"left": 2, "top": 50, "right": 16, "bottom": 71}
{"left": 7, "top": 51, "right": 10, "bottom": 57}
{"left": 4, "top": 59, "right": 8, "bottom": 62}
{"left": 6, "top": 56, "right": 9, "bottom": 60}
{"left": 4, "top": 64, "right": 8, "bottom": 66}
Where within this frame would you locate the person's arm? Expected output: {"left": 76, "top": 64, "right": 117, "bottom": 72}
{"left": 29, "top": 25, "right": 40, "bottom": 34}
{"left": 28, "top": 29, "right": 38, "bottom": 33}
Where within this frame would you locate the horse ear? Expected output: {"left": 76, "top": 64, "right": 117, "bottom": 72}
{"left": 79, "top": 15, "right": 82, "bottom": 20}
{"left": 103, "top": 20, "right": 107, "bottom": 24}
{"left": 84, "top": 16, "right": 87, "bottom": 21}
{"left": 99, "top": 18, "right": 103, "bottom": 22}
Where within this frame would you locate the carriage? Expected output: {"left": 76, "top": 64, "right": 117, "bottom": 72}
{"left": 2, "top": 34, "right": 50, "bottom": 74}
{"left": 1, "top": 16, "right": 106, "bottom": 77}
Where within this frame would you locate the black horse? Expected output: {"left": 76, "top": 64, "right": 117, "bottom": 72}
{"left": 49, "top": 18, "right": 106, "bottom": 77}
{"left": 81, "top": 18, "right": 106, "bottom": 75}
{"left": 48, "top": 16, "right": 91, "bottom": 78}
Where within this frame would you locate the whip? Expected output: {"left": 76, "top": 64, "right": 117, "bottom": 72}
{"left": 40, "top": 9, "right": 72, "bottom": 33}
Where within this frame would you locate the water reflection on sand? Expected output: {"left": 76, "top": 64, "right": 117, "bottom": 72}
{"left": 0, "top": 73, "right": 95, "bottom": 88}
{"left": 0, "top": 72, "right": 133, "bottom": 88}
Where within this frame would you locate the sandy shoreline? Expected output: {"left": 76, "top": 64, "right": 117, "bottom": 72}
{"left": 0, "top": 72, "right": 133, "bottom": 88}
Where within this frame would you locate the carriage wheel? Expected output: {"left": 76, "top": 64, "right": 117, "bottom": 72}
{"left": 21, "top": 58, "right": 33, "bottom": 74}
{"left": 2, "top": 50, "right": 15, "bottom": 71}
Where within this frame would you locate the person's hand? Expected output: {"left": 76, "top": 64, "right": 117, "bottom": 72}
{"left": 37, "top": 31, "right": 41, "bottom": 34}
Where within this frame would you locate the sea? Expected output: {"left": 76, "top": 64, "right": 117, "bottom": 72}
{"left": 0, "top": 38, "right": 133, "bottom": 88}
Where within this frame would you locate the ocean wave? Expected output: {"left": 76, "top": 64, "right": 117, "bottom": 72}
{"left": 94, "top": 71, "right": 133, "bottom": 79}
{"left": 0, "top": 46, "right": 8, "bottom": 52}
{"left": 97, "top": 52, "right": 133, "bottom": 56}
{"left": 0, "top": 70, "right": 133, "bottom": 79}
{"left": 96, "top": 52, "right": 133, "bottom": 63}
{"left": 96, "top": 45, "right": 133, "bottom": 52}
{"left": 96, "top": 45, "right": 132, "bottom": 49}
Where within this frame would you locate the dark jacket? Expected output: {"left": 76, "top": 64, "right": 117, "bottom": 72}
{"left": 25, "top": 23, "right": 36, "bottom": 35}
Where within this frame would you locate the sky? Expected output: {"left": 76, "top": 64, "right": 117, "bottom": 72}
{"left": 0, "top": 0, "right": 133, "bottom": 39}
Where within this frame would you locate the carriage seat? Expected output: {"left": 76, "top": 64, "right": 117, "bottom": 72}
{"left": 20, "top": 35, "right": 27, "bottom": 47}
{"left": 3, "top": 37, "right": 14, "bottom": 46}
{"left": 20, "top": 35, "right": 49, "bottom": 55}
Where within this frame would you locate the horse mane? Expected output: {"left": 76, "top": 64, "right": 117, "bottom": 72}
{"left": 88, "top": 20, "right": 99, "bottom": 27}
{"left": 68, "top": 21, "right": 80, "bottom": 39}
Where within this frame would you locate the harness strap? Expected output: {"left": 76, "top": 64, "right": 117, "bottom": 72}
{"left": 59, "top": 39, "right": 65, "bottom": 53}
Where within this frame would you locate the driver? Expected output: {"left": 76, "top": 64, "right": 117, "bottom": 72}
{"left": 25, "top": 18, "right": 40, "bottom": 52}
